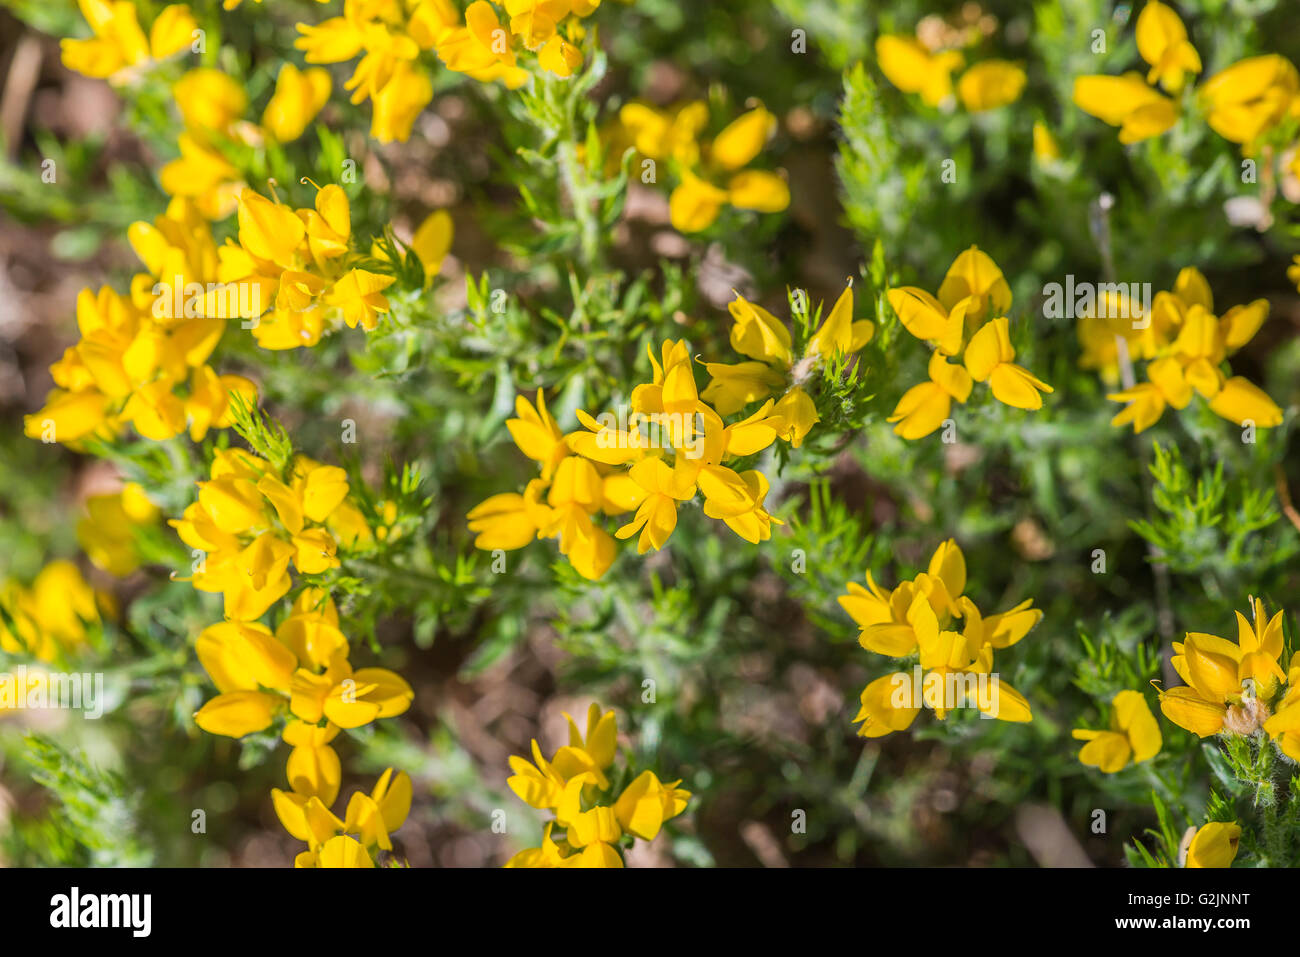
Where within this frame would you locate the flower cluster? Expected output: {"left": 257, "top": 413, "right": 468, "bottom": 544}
{"left": 296, "top": 0, "right": 603, "bottom": 143}
{"left": 187, "top": 585, "right": 414, "bottom": 867}
{"left": 613, "top": 101, "right": 791, "bottom": 233}
{"left": 191, "top": 588, "right": 413, "bottom": 740}
{"left": 505, "top": 704, "right": 689, "bottom": 867}
{"left": 1100, "top": 267, "right": 1281, "bottom": 433}
{"left": 159, "top": 66, "right": 330, "bottom": 220}
{"left": 1073, "top": 1, "right": 1200, "bottom": 143}
{"left": 0, "top": 561, "right": 105, "bottom": 665}
{"left": 62, "top": 7, "right": 333, "bottom": 220}
{"left": 1155, "top": 598, "right": 1300, "bottom": 761}
{"left": 887, "top": 245, "right": 1053, "bottom": 439}
{"left": 203, "top": 183, "right": 447, "bottom": 349}
{"left": 838, "top": 539, "right": 1039, "bottom": 737}
{"left": 1075, "top": 0, "right": 1300, "bottom": 164}
{"left": 171, "top": 448, "right": 361, "bottom": 620}
{"left": 702, "top": 282, "right": 873, "bottom": 448}
{"left": 467, "top": 330, "right": 814, "bottom": 580}
{"left": 60, "top": 0, "right": 197, "bottom": 83}
{"left": 23, "top": 199, "right": 255, "bottom": 446}
{"left": 276, "top": 766, "right": 414, "bottom": 868}
{"left": 875, "top": 28, "right": 1026, "bottom": 113}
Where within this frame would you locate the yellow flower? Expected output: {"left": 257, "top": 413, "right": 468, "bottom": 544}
{"left": 436, "top": 1, "right": 519, "bottom": 76}
{"left": 805, "top": 283, "right": 875, "bottom": 360}
{"left": 875, "top": 35, "right": 964, "bottom": 107}
{"left": 0, "top": 561, "right": 105, "bottom": 663}
{"left": 617, "top": 101, "right": 708, "bottom": 165}
{"left": 1263, "top": 654, "right": 1300, "bottom": 759}
{"left": 370, "top": 62, "right": 434, "bottom": 143}
{"left": 504, "top": 703, "right": 688, "bottom": 868}
{"left": 701, "top": 282, "right": 867, "bottom": 445}
{"left": 76, "top": 483, "right": 160, "bottom": 576}
{"left": 1103, "top": 269, "right": 1280, "bottom": 432}
{"left": 61, "top": 1, "right": 196, "bottom": 82}
{"left": 1200, "top": 54, "right": 1300, "bottom": 146}
{"left": 472, "top": 330, "right": 802, "bottom": 579}
{"left": 1135, "top": 1, "right": 1201, "bottom": 93}
{"left": 1158, "top": 598, "right": 1287, "bottom": 738}
{"left": 263, "top": 63, "right": 332, "bottom": 143}
{"left": 888, "top": 351, "right": 972, "bottom": 439}
{"left": 409, "top": 209, "right": 454, "bottom": 277}
{"left": 159, "top": 133, "right": 243, "bottom": 220}
{"left": 887, "top": 286, "right": 965, "bottom": 356}
{"left": 669, "top": 170, "right": 729, "bottom": 233}
{"left": 174, "top": 68, "right": 248, "bottom": 135}
{"left": 1207, "top": 377, "right": 1284, "bottom": 428}
{"left": 964, "top": 317, "right": 1054, "bottom": 410}
{"left": 276, "top": 767, "right": 412, "bottom": 867}
{"left": 1107, "top": 357, "right": 1191, "bottom": 433}
{"left": 1072, "top": 690, "right": 1162, "bottom": 772}
{"left": 467, "top": 481, "right": 551, "bottom": 550}
{"left": 507, "top": 390, "right": 570, "bottom": 479}
{"left": 1033, "top": 121, "right": 1062, "bottom": 162}
{"left": 1185, "top": 822, "right": 1240, "bottom": 868}
{"left": 937, "top": 245, "right": 1013, "bottom": 328}
{"left": 839, "top": 540, "right": 1040, "bottom": 736}
{"left": 194, "top": 614, "right": 413, "bottom": 737}
{"left": 613, "top": 770, "right": 691, "bottom": 840}
{"left": 956, "top": 60, "right": 1026, "bottom": 112}
{"left": 505, "top": 822, "right": 623, "bottom": 868}
{"left": 325, "top": 269, "right": 396, "bottom": 330}
{"left": 614, "top": 459, "right": 695, "bottom": 553}
{"left": 1073, "top": 73, "right": 1177, "bottom": 143}
{"left": 852, "top": 672, "right": 922, "bottom": 737}
{"left": 539, "top": 33, "right": 583, "bottom": 77}
{"left": 664, "top": 104, "right": 789, "bottom": 233}
{"left": 172, "top": 451, "right": 354, "bottom": 620}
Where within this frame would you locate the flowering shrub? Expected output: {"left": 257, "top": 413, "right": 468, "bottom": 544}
{"left": 1, "top": 0, "right": 1300, "bottom": 872}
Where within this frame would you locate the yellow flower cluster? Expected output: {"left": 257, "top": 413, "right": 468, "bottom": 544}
{"left": 191, "top": 588, "right": 412, "bottom": 740}
{"left": 875, "top": 32, "right": 1026, "bottom": 112}
{"left": 1075, "top": 0, "right": 1300, "bottom": 160}
{"left": 23, "top": 199, "right": 255, "bottom": 446}
{"left": 62, "top": 6, "right": 334, "bottom": 219}
{"left": 160, "top": 66, "right": 332, "bottom": 220}
{"left": 171, "top": 448, "right": 367, "bottom": 620}
{"left": 1073, "top": 1, "right": 1200, "bottom": 143}
{"left": 838, "top": 539, "right": 1039, "bottom": 736}
{"left": 295, "top": 0, "right": 602, "bottom": 143}
{"left": 1098, "top": 267, "right": 1281, "bottom": 433}
{"left": 1157, "top": 598, "right": 1300, "bottom": 762}
{"left": 505, "top": 704, "right": 689, "bottom": 867}
{"left": 277, "top": 766, "right": 414, "bottom": 868}
{"left": 887, "top": 245, "right": 1052, "bottom": 439}
{"left": 186, "top": 583, "right": 414, "bottom": 867}
{"left": 0, "top": 561, "right": 105, "bottom": 664}
{"left": 60, "top": 0, "right": 197, "bottom": 84}
{"left": 467, "top": 331, "right": 812, "bottom": 579}
{"left": 1072, "top": 690, "right": 1162, "bottom": 773}
{"left": 613, "top": 100, "right": 791, "bottom": 233}
{"left": 77, "top": 483, "right": 161, "bottom": 577}
{"left": 201, "top": 183, "right": 447, "bottom": 350}
{"left": 702, "top": 282, "right": 873, "bottom": 448}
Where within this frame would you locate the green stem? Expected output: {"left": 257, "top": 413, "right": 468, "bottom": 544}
{"left": 557, "top": 137, "right": 602, "bottom": 271}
